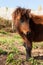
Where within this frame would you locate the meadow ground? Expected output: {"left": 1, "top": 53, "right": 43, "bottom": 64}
{"left": 0, "top": 30, "right": 43, "bottom": 65}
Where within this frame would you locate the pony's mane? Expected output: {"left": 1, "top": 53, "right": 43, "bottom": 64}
{"left": 12, "top": 7, "right": 31, "bottom": 19}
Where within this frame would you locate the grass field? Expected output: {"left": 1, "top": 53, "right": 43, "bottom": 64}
{"left": 0, "top": 29, "right": 43, "bottom": 65}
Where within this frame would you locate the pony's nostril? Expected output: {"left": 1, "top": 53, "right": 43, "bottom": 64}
{"left": 27, "top": 32, "right": 30, "bottom": 35}
{"left": 26, "top": 32, "right": 32, "bottom": 41}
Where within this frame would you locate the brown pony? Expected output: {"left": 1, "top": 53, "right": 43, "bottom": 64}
{"left": 12, "top": 7, "right": 43, "bottom": 59}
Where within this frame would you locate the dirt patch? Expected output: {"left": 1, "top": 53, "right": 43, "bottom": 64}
{"left": 0, "top": 55, "right": 7, "bottom": 65}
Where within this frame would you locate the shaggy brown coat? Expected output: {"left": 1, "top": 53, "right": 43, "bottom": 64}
{"left": 12, "top": 7, "right": 43, "bottom": 59}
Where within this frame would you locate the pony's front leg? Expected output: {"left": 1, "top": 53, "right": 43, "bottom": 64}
{"left": 26, "top": 44, "right": 32, "bottom": 60}
{"left": 23, "top": 41, "right": 32, "bottom": 60}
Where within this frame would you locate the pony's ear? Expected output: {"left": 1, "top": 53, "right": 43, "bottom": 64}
{"left": 26, "top": 9, "right": 31, "bottom": 13}
{"left": 26, "top": 9, "right": 32, "bottom": 18}
{"left": 15, "top": 7, "right": 21, "bottom": 14}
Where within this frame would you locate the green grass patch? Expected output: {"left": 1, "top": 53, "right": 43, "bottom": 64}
{"left": 6, "top": 53, "right": 14, "bottom": 63}
{"left": 0, "top": 48, "right": 7, "bottom": 55}
{"left": 28, "top": 58, "right": 39, "bottom": 65}
{"left": 0, "top": 37, "right": 14, "bottom": 44}
{"left": 12, "top": 46, "right": 19, "bottom": 54}
{"left": 6, "top": 53, "right": 24, "bottom": 65}
{"left": 0, "top": 29, "right": 9, "bottom": 35}
{"left": 0, "top": 32, "right": 23, "bottom": 45}
{"left": 33, "top": 42, "right": 43, "bottom": 49}
{"left": 14, "top": 34, "right": 23, "bottom": 45}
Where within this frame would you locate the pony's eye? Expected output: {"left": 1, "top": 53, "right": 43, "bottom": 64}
{"left": 21, "top": 19, "right": 24, "bottom": 23}
{"left": 20, "top": 16, "right": 24, "bottom": 23}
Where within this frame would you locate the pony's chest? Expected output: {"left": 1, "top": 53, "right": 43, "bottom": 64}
{"left": 33, "top": 25, "right": 43, "bottom": 42}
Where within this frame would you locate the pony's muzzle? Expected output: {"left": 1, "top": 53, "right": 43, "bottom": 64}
{"left": 26, "top": 32, "right": 33, "bottom": 41}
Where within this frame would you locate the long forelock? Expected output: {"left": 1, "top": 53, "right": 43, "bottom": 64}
{"left": 12, "top": 7, "right": 31, "bottom": 21}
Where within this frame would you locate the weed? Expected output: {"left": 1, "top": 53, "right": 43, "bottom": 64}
{"left": 6, "top": 53, "right": 14, "bottom": 64}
